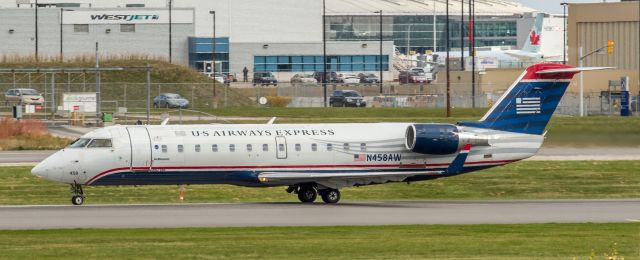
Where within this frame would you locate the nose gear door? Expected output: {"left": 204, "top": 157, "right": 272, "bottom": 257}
{"left": 126, "top": 126, "right": 152, "bottom": 171}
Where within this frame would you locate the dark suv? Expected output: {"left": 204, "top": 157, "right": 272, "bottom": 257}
{"left": 313, "top": 71, "right": 339, "bottom": 84}
{"left": 253, "top": 72, "right": 278, "bottom": 86}
{"left": 330, "top": 90, "right": 366, "bottom": 107}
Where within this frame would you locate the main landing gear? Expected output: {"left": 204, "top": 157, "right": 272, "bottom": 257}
{"left": 70, "top": 182, "right": 84, "bottom": 205}
{"left": 287, "top": 184, "right": 341, "bottom": 204}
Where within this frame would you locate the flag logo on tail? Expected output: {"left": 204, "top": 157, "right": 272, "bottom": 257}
{"left": 354, "top": 154, "right": 366, "bottom": 162}
{"left": 516, "top": 97, "right": 541, "bottom": 115}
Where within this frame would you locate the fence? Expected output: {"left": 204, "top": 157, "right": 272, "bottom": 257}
{"left": 1, "top": 81, "right": 638, "bottom": 118}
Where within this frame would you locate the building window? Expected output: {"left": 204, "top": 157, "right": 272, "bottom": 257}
{"left": 295, "top": 144, "right": 301, "bottom": 152}
{"left": 247, "top": 144, "right": 253, "bottom": 152}
{"left": 195, "top": 144, "right": 201, "bottom": 152}
{"left": 120, "top": 24, "right": 135, "bottom": 33}
{"left": 254, "top": 55, "right": 388, "bottom": 73}
{"left": 229, "top": 144, "right": 235, "bottom": 152}
{"left": 74, "top": 24, "right": 89, "bottom": 33}
{"left": 263, "top": 144, "right": 269, "bottom": 152}
{"left": 161, "top": 145, "right": 167, "bottom": 153}
{"left": 311, "top": 143, "right": 317, "bottom": 152}
{"left": 178, "top": 145, "right": 184, "bottom": 153}
{"left": 327, "top": 143, "right": 333, "bottom": 151}
{"left": 212, "top": 144, "right": 218, "bottom": 152}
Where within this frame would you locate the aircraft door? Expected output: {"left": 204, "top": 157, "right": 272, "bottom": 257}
{"left": 126, "top": 127, "right": 152, "bottom": 171}
{"left": 275, "top": 136, "right": 287, "bottom": 159}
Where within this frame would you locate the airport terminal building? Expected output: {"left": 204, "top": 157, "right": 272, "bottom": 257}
{"left": 0, "top": 0, "right": 540, "bottom": 80}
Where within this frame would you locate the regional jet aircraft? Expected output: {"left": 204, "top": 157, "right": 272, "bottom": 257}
{"left": 32, "top": 63, "right": 606, "bottom": 205}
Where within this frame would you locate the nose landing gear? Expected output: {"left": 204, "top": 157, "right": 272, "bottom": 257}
{"left": 70, "top": 182, "right": 84, "bottom": 205}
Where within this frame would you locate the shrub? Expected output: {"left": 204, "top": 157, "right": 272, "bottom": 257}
{"left": 266, "top": 96, "right": 291, "bottom": 107}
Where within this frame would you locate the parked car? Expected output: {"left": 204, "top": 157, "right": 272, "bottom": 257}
{"left": 399, "top": 70, "right": 428, "bottom": 84}
{"left": 312, "top": 71, "right": 339, "bottom": 84}
{"left": 4, "top": 88, "right": 44, "bottom": 106}
{"left": 329, "top": 90, "right": 366, "bottom": 107}
{"left": 253, "top": 72, "right": 278, "bottom": 86}
{"left": 211, "top": 73, "right": 230, "bottom": 85}
{"left": 153, "top": 93, "right": 189, "bottom": 108}
{"left": 358, "top": 73, "right": 379, "bottom": 84}
{"left": 291, "top": 74, "right": 318, "bottom": 86}
{"left": 337, "top": 73, "right": 361, "bottom": 85}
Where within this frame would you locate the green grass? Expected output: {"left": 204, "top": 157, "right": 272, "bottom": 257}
{"left": 2, "top": 161, "right": 639, "bottom": 205}
{"left": 0, "top": 224, "right": 637, "bottom": 259}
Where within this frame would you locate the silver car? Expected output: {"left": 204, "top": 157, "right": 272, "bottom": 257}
{"left": 153, "top": 93, "right": 189, "bottom": 109}
{"left": 4, "top": 88, "right": 45, "bottom": 106}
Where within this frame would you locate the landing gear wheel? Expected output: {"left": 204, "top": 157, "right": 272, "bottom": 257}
{"left": 320, "top": 189, "right": 340, "bottom": 204}
{"left": 70, "top": 182, "right": 84, "bottom": 206}
{"left": 297, "top": 186, "right": 317, "bottom": 203}
{"left": 71, "top": 195, "right": 84, "bottom": 205}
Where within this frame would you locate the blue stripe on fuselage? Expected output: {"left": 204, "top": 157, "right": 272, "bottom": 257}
{"left": 89, "top": 165, "right": 501, "bottom": 186}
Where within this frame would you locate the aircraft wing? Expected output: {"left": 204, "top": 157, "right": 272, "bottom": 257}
{"left": 258, "top": 144, "right": 472, "bottom": 189}
{"left": 257, "top": 170, "right": 445, "bottom": 189}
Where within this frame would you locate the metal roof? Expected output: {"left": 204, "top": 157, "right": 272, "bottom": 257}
{"left": 326, "top": 0, "right": 538, "bottom": 16}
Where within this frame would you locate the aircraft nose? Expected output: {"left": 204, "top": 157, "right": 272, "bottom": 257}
{"left": 31, "top": 161, "right": 49, "bottom": 178}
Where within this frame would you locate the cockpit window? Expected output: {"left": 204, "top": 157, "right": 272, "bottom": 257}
{"left": 68, "top": 138, "right": 91, "bottom": 148}
{"left": 87, "top": 139, "right": 112, "bottom": 148}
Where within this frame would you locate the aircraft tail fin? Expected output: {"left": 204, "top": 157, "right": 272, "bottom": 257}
{"left": 459, "top": 63, "right": 612, "bottom": 135}
{"left": 521, "top": 13, "right": 544, "bottom": 54}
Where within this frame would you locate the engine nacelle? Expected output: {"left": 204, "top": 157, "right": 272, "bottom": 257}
{"left": 405, "top": 124, "right": 460, "bottom": 155}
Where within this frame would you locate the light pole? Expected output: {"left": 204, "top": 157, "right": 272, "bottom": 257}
{"left": 60, "top": 8, "right": 63, "bottom": 60}
{"left": 169, "top": 0, "right": 172, "bottom": 63}
{"left": 35, "top": 0, "right": 38, "bottom": 61}
{"left": 446, "top": 0, "right": 451, "bottom": 117}
{"left": 209, "top": 11, "right": 216, "bottom": 99}
{"left": 460, "top": 0, "right": 464, "bottom": 71}
{"left": 432, "top": 0, "right": 437, "bottom": 52}
{"left": 323, "top": 0, "right": 327, "bottom": 107}
{"left": 406, "top": 24, "right": 412, "bottom": 55}
{"left": 375, "top": 10, "right": 383, "bottom": 94}
{"left": 470, "top": 0, "right": 475, "bottom": 108}
{"left": 561, "top": 2, "right": 568, "bottom": 64}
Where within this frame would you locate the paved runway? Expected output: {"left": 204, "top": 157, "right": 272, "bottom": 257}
{"left": 1, "top": 200, "right": 638, "bottom": 230}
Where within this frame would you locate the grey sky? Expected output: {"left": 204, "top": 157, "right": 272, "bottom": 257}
{"left": 514, "top": 0, "right": 621, "bottom": 14}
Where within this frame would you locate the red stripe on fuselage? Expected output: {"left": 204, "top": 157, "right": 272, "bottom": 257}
{"left": 84, "top": 160, "right": 517, "bottom": 185}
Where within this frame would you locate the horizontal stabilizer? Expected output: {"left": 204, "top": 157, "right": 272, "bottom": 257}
{"left": 536, "top": 67, "right": 615, "bottom": 74}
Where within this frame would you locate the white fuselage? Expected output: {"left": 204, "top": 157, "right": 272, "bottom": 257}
{"left": 32, "top": 123, "right": 543, "bottom": 188}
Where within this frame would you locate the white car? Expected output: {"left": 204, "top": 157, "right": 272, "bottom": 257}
{"left": 4, "top": 88, "right": 45, "bottom": 105}
{"left": 338, "top": 73, "right": 360, "bottom": 84}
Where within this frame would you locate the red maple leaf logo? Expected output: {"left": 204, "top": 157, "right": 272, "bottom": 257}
{"left": 529, "top": 31, "right": 540, "bottom": 46}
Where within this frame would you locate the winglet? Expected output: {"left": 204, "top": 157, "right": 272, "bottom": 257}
{"left": 267, "top": 117, "right": 277, "bottom": 125}
{"left": 447, "top": 144, "right": 471, "bottom": 174}
{"left": 160, "top": 118, "right": 170, "bottom": 125}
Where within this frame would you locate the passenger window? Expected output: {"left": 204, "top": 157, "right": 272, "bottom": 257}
{"left": 360, "top": 143, "right": 366, "bottom": 151}
{"left": 178, "top": 145, "right": 184, "bottom": 153}
{"left": 87, "top": 139, "right": 112, "bottom": 148}
{"left": 247, "top": 144, "right": 253, "bottom": 152}
{"left": 278, "top": 143, "right": 285, "bottom": 152}
{"left": 229, "top": 144, "right": 236, "bottom": 152}
{"left": 263, "top": 144, "right": 268, "bottom": 152}
{"left": 327, "top": 143, "right": 333, "bottom": 151}
{"left": 212, "top": 144, "right": 218, "bottom": 152}
{"left": 343, "top": 143, "right": 350, "bottom": 151}
{"left": 295, "top": 143, "right": 301, "bottom": 152}
{"left": 161, "top": 145, "right": 167, "bottom": 153}
{"left": 195, "top": 144, "right": 201, "bottom": 152}
{"left": 311, "top": 143, "right": 317, "bottom": 151}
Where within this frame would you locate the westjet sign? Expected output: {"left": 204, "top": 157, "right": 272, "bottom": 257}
{"left": 90, "top": 14, "right": 160, "bottom": 22}
{"left": 63, "top": 10, "right": 193, "bottom": 25}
